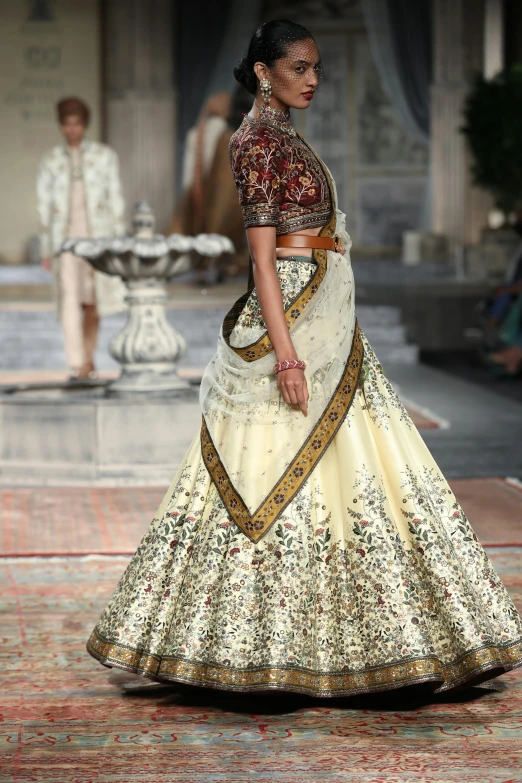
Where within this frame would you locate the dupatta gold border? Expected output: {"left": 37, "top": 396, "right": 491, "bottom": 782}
{"left": 87, "top": 627, "right": 522, "bottom": 697}
{"left": 222, "top": 134, "right": 337, "bottom": 362}
{"left": 201, "top": 322, "right": 364, "bottom": 543}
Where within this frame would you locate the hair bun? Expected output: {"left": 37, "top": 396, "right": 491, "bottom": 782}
{"left": 233, "top": 57, "right": 257, "bottom": 96}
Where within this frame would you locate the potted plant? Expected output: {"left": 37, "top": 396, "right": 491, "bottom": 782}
{"left": 462, "top": 64, "right": 522, "bottom": 219}
{"left": 461, "top": 65, "right": 522, "bottom": 280}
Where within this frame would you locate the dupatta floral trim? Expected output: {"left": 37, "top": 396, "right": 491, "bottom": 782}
{"left": 202, "top": 322, "right": 364, "bottom": 542}
{"left": 222, "top": 134, "right": 337, "bottom": 363}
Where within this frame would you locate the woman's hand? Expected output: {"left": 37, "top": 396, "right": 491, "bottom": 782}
{"left": 245, "top": 225, "right": 309, "bottom": 416}
{"left": 277, "top": 367, "right": 308, "bottom": 416}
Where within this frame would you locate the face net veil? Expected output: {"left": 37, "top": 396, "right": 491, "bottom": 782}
{"left": 264, "top": 38, "right": 325, "bottom": 97}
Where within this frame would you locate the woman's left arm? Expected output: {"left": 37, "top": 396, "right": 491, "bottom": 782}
{"left": 247, "top": 225, "right": 308, "bottom": 416}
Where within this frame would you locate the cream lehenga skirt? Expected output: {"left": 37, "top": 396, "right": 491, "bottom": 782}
{"left": 87, "top": 214, "right": 522, "bottom": 697}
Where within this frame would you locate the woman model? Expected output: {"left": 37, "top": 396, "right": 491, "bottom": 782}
{"left": 88, "top": 21, "right": 522, "bottom": 697}
{"left": 37, "top": 97, "right": 126, "bottom": 380}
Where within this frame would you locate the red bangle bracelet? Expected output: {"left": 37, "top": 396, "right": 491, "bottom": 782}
{"left": 274, "top": 359, "right": 306, "bottom": 374}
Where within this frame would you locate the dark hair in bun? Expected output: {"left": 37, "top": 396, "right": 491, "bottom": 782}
{"left": 234, "top": 19, "right": 314, "bottom": 96}
{"left": 233, "top": 57, "right": 257, "bottom": 96}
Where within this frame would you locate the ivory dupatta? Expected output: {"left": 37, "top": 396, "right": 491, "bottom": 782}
{"left": 200, "top": 156, "right": 363, "bottom": 542}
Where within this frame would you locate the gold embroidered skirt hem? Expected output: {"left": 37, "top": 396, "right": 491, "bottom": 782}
{"left": 87, "top": 629, "right": 522, "bottom": 697}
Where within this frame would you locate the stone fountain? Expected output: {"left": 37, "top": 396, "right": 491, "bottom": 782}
{"left": 61, "top": 201, "right": 233, "bottom": 397}
{"left": 0, "top": 202, "right": 235, "bottom": 485}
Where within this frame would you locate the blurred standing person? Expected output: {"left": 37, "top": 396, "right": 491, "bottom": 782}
{"left": 37, "top": 97, "right": 126, "bottom": 380}
{"left": 204, "top": 85, "right": 254, "bottom": 281}
{"left": 169, "top": 92, "right": 231, "bottom": 285}
{"left": 481, "top": 210, "right": 522, "bottom": 375}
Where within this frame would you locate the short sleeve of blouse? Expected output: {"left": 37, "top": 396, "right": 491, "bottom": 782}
{"left": 229, "top": 122, "right": 285, "bottom": 229}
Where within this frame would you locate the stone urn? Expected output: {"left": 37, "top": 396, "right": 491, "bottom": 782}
{"left": 61, "top": 201, "right": 234, "bottom": 396}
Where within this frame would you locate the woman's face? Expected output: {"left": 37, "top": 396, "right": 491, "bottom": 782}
{"left": 259, "top": 38, "right": 322, "bottom": 111}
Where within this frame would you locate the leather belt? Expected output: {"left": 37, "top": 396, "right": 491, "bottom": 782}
{"left": 276, "top": 234, "right": 342, "bottom": 252}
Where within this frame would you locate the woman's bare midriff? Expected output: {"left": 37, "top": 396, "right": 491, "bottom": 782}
{"left": 275, "top": 225, "right": 324, "bottom": 260}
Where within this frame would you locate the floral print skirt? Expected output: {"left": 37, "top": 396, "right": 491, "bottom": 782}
{"left": 87, "top": 263, "right": 522, "bottom": 697}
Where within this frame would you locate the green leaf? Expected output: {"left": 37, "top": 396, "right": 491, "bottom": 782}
{"left": 461, "top": 66, "right": 522, "bottom": 211}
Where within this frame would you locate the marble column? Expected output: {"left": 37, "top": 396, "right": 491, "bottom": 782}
{"left": 430, "top": 0, "right": 493, "bottom": 248}
{"left": 484, "top": 0, "right": 504, "bottom": 79}
{"left": 103, "top": 0, "right": 176, "bottom": 233}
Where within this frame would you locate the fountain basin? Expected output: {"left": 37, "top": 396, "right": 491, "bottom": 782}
{"left": 62, "top": 201, "right": 233, "bottom": 397}
{"left": 0, "top": 380, "right": 201, "bottom": 485}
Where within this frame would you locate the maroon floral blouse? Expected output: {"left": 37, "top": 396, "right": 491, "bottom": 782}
{"left": 228, "top": 106, "right": 332, "bottom": 235}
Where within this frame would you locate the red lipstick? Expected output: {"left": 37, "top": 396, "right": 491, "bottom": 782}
{"left": 302, "top": 92, "right": 314, "bottom": 100}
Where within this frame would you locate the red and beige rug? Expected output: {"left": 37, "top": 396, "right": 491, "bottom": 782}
{"left": 1, "top": 549, "right": 522, "bottom": 783}
{"left": 1, "top": 478, "right": 522, "bottom": 557}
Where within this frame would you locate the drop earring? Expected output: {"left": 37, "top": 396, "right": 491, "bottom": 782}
{"left": 260, "top": 77, "right": 272, "bottom": 105}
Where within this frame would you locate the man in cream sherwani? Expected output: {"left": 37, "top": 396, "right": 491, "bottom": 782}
{"left": 37, "top": 97, "right": 127, "bottom": 379}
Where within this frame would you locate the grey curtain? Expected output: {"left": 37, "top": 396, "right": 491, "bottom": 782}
{"left": 175, "top": 0, "right": 233, "bottom": 159}
{"left": 360, "top": 0, "right": 432, "bottom": 145}
{"left": 202, "top": 0, "right": 262, "bottom": 103}
{"left": 175, "top": 0, "right": 261, "bottom": 193}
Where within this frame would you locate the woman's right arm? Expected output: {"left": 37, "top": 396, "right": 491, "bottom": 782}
{"left": 246, "top": 225, "right": 308, "bottom": 416}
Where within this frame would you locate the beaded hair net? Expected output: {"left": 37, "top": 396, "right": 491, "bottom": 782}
{"left": 234, "top": 20, "right": 325, "bottom": 97}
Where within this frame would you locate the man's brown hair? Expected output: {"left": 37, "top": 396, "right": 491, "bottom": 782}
{"left": 56, "top": 97, "right": 90, "bottom": 126}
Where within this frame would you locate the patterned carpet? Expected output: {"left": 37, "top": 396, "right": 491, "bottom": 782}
{"left": 2, "top": 550, "right": 522, "bottom": 783}
{"left": 0, "top": 487, "right": 162, "bottom": 556}
{"left": 1, "top": 479, "right": 522, "bottom": 557}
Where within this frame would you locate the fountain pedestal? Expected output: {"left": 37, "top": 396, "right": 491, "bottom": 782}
{"left": 62, "top": 201, "right": 233, "bottom": 397}
{"left": 108, "top": 281, "right": 189, "bottom": 396}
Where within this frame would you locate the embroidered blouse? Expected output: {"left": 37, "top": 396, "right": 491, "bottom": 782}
{"left": 228, "top": 106, "right": 332, "bottom": 235}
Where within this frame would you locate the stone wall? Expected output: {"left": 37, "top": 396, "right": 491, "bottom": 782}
{"left": 430, "top": 0, "right": 493, "bottom": 248}
{"left": 0, "top": 0, "right": 101, "bottom": 264}
{"left": 103, "top": 0, "right": 176, "bottom": 234}
{"left": 353, "top": 35, "right": 429, "bottom": 248}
